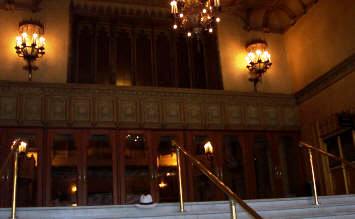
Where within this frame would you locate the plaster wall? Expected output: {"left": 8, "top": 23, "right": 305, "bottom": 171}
{"left": 284, "top": 0, "right": 355, "bottom": 92}
{"left": 0, "top": 0, "right": 70, "bottom": 82}
{"left": 217, "top": 13, "right": 294, "bottom": 94}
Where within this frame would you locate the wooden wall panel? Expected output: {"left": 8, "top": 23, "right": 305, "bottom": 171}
{"left": 0, "top": 82, "right": 299, "bottom": 131}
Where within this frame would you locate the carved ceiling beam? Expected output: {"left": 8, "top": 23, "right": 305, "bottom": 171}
{"left": 261, "top": 9, "right": 272, "bottom": 32}
{"left": 298, "top": 0, "right": 307, "bottom": 14}
{"left": 1, "top": 0, "right": 41, "bottom": 11}
{"left": 276, "top": 4, "right": 297, "bottom": 25}
{"left": 31, "top": 0, "right": 42, "bottom": 12}
{"left": 243, "top": 7, "right": 252, "bottom": 31}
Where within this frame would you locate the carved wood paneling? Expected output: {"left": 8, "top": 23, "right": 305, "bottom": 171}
{"left": 0, "top": 82, "right": 299, "bottom": 130}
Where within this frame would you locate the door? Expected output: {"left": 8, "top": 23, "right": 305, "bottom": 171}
{"left": 0, "top": 128, "right": 10, "bottom": 207}
{"left": 220, "top": 133, "right": 248, "bottom": 199}
{"left": 272, "top": 133, "right": 306, "bottom": 197}
{"left": 83, "top": 130, "right": 117, "bottom": 205}
{"left": 248, "top": 133, "right": 279, "bottom": 198}
{"left": 185, "top": 131, "right": 222, "bottom": 201}
{"left": 1, "top": 128, "right": 43, "bottom": 207}
{"left": 46, "top": 130, "right": 83, "bottom": 206}
{"left": 119, "top": 130, "right": 154, "bottom": 204}
{"left": 151, "top": 131, "right": 185, "bottom": 203}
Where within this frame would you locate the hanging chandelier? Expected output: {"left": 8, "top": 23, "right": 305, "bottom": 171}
{"left": 170, "top": 0, "right": 221, "bottom": 37}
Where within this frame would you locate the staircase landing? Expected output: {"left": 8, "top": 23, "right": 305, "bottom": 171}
{"left": 0, "top": 195, "right": 354, "bottom": 219}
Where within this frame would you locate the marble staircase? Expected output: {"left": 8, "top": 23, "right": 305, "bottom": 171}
{"left": 0, "top": 195, "right": 355, "bottom": 219}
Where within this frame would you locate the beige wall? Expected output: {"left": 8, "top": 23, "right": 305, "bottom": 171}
{"left": 0, "top": 0, "right": 70, "bottom": 82}
{"left": 217, "top": 12, "right": 294, "bottom": 94}
{"left": 284, "top": 0, "right": 355, "bottom": 92}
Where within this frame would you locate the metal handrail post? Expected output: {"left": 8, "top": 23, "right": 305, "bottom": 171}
{"left": 308, "top": 149, "right": 319, "bottom": 206}
{"left": 10, "top": 150, "right": 19, "bottom": 219}
{"left": 172, "top": 140, "right": 262, "bottom": 219}
{"left": 176, "top": 147, "right": 185, "bottom": 213}
{"left": 229, "top": 199, "right": 237, "bottom": 219}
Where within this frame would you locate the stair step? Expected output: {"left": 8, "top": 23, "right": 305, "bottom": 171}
{"left": 0, "top": 195, "right": 354, "bottom": 219}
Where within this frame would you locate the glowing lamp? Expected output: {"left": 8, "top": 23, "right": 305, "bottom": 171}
{"left": 15, "top": 20, "right": 46, "bottom": 81}
{"left": 245, "top": 39, "right": 272, "bottom": 91}
{"left": 203, "top": 141, "right": 213, "bottom": 157}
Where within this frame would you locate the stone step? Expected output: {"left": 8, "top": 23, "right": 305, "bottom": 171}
{"left": 0, "top": 195, "right": 354, "bottom": 219}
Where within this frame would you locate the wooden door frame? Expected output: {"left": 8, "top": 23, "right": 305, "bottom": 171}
{"left": 82, "top": 129, "right": 118, "bottom": 205}
{"left": 45, "top": 129, "right": 84, "bottom": 206}
{"left": 0, "top": 128, "right": 10, "bottom": 207}
{"left": 117, "top": 129, "right": 154, "bottom": 204}
{"left": 184, "top": 130, "right": 223, "bottom": 201}
{"left": 150, "top": 130, "right": 186, "bottom": 203}
{"left": 218, "top": 131, "right": 253, "bottom": 199}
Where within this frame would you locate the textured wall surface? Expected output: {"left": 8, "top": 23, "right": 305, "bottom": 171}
{"left": 0, "top": 0, "right": 70, "bottom": 83}
{"left": 284, "top": 0, "right": 355, "bottom": 92}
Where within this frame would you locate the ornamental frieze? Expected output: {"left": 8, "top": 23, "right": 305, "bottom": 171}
{"left": 0, "top": 81, "right": 299, "bottom": 130}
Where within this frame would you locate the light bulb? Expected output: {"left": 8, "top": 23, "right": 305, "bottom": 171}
{"left": 187, "top": 32, "right": 192, "bottom": 37}
{"left": 209, "top": 28, "right": 213, "bottom": 33}
{"left": 256, "top": 50, "right": 262, "bottom": 56}
{"left": 16, "top": 36, "right": 22, "bottom": 46}
{"left": 202, "top": 8, "right": 207, "bottom": 13}
{"left": 173, "top": 24, "right": 178, "bottom": 29}
{"left": 39, "top": 37, "right": 45, "bottom": 46}
{"left": 179, "top": 13, "right": 183, "bottom": 18}
{"left": 216, "top": 17, "right": 221, "bottom": 23}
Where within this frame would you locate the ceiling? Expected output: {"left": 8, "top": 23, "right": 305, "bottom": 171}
{"left": 223, "top": 0, "right": 318, "bottom": 33}
{"left": 1, "top": 0, "right": 318, "bottom": 33}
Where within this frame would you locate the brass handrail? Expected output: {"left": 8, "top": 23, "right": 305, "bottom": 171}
{"left": 0, "top": 139, "right": 27, "bottom": 219}
{"left": 172, "top": 140, "right": 263, "bottom": 219}
{"left": 299, "top": 141, "right": 355, "bottom": 207}
{"left": 299, "top": 142, "right": 355, "bottom": 168}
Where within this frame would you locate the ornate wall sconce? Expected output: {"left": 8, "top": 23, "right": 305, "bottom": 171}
{"left": 245, "top": 39, "right": 272, "bottom": 91}
{"left": 15, "top": 20, "right": 46, "bottom": 81}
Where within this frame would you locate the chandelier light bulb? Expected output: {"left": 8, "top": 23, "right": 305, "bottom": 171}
{"left": 170, "top": 0, "right": 178, "bottom": 14}
{"left": 187, "top": 32, "right": 192, "bottom": 37}
{"left": 209, "top": 28, "right": 213, "bottom": 33}
{"left": 170, "top": 0, "right": 221, "bottom": 35}
{"left": 173, "top": 24, "right": 178, "bottom": 29}
{"left": 216, "top": 17, "right": 221, "bottom": 23}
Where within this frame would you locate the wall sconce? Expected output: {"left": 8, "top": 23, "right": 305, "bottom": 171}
{"left": 203, "top": 140, "right": 214, "bottom": 160}
{"left": 15, "top": 20, "right": 46, "bottom": 81}
{"left": 245, "top": 39, "right": 272, "bottom": 91}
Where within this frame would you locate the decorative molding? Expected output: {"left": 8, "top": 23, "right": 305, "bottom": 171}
{"left": 0, "top": 81, "right": 299, "bottom": 130}
{"left": 72, "top": 0, "right": 170, "bottom": 19}
{"left": 295, "top": 53, "right": 355, "bottom": 104}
